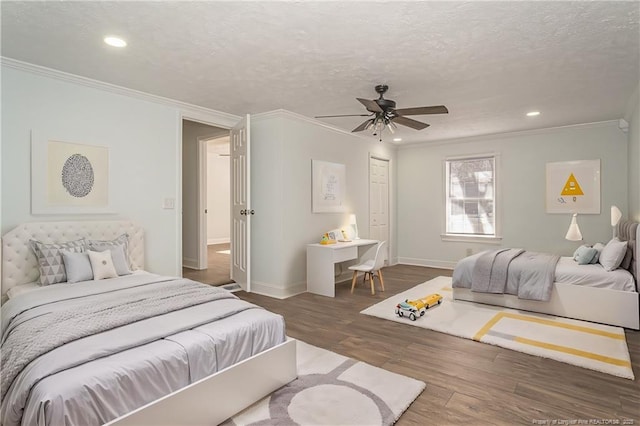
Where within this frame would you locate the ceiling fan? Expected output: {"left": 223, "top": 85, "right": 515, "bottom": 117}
{"left": 315, "top": 84, "right": 448, "bottom": 141}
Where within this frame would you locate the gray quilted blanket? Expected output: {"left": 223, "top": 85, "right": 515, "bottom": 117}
{"left": 456, "top": 249, "right": 560, "bottom": 301}
{"left": 1, "top": 279, "right": 241, "bottom": 400}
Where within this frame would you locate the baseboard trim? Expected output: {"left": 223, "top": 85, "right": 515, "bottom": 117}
{"left": 397, "top": 257, "right": 456, "bottom": 270}
{"left": 250, "top": 280, "right": 307, "bottom": 299}
{"left": 182, "top": 258, "right": 201, "bottom": 270}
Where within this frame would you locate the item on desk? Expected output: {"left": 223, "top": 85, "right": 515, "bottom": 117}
{"left": 339, "top": 229, "right": 352, "bottom": 242}
{"left": 320, "top": 233, "right": 336, "bottom": 245}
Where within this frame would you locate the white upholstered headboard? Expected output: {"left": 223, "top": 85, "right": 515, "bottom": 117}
{"left": 1, "top": 220, "right": 144, "bottom": 294}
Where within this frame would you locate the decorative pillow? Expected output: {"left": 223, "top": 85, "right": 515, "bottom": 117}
{"left": 573, "top": 245, "right": 598, "bottom": 265}
{"left": 88, "top": 250, "right": 118, "bottom": 280}
{"left": 88, "top": 234, "right": 130, "bottom": 267}
{"left": 62, "top": 250, "right": 94, "bottom": 283}
{"left": 573, "top": 244, "right": 590, "bottom": 259}
{"left": 29, "top": 238, "right": 86, "bottom": 285}
{"left": 590, "top": 242, "right": 605, "bottom": 264}
{"left": 100, "top": 245, "right": 131, "bottom": 276}
{"left": 620, "top": 243, "right": 633, "bottom": 271}
{"left": 599, "top": 238, "right": 628, "bottom": 272}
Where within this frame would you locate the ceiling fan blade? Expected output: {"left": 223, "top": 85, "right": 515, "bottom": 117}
{"left": 315, "top": 113, "right": 373, "bottom": 118}
{"left": 392, "top": 116, "right": 430, "bottom": 130}
{"left": 356, "top": 98, "right": 383, "bottom": 113}
{"left": 394, "top": 105, "right": 449, "bottom": 116}
{"left": 352, "top": 119, "right": 374, "bottom": 132}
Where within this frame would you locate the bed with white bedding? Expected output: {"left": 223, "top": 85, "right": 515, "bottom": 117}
{"left": 451, "top": 220, "right": 640, "bottom": 330}
{"left": 0, "top": 220, "right": 295, "bottom": 426}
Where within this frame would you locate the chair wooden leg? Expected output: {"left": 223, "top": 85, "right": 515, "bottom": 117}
{"left": 370, "top": 273, "right": 376, "bottom": 295}
{"left": 351, "top": 271, "right": 358, "bottom": 294}
{"left": 378, "top": 269, "right": 385, "bottom": 292}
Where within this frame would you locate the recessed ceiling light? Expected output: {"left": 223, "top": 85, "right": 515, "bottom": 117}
{"left": 526, "top": 111, "right": 540, "bottom": 117}
{"left": 104, "top": 36, "right": 127, "bottom": 47}
{"left": 393, "top": 138, "right": 402, "bottom": 142}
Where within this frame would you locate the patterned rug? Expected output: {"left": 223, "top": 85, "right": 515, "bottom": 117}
{"left": 222, "top": 340, "right": 425, "bottom": 425}
{"left": 361, "top": 276, "right": 634, "bottom": 379}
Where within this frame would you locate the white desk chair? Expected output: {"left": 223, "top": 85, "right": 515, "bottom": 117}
{"left": 349, "top": 240, "right": 386, "bottom": 295}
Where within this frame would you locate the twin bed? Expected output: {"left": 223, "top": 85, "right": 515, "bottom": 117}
{"left": 1, "top": 220, "right": 296, "bottom": 426}
{"left": 452, "top": 220, "right": 640, "bottom": 330}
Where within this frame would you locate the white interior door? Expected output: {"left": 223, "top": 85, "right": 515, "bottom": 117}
{"left": 231, "top": 115, "right": 251, "bottom": 291}
{"left": 369, "top": 156, "right": 389, "bottom": 263}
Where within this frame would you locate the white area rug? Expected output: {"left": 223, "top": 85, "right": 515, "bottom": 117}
{"left": 361, "top": 276, "right": 634, "bottom": 380}
{"left": 223, "top": 340, "right": 425, "bottom": 426}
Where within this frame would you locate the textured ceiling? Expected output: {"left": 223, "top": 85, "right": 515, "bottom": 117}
{"left": 2, "top": 1, "right": 639, "bottom": 144}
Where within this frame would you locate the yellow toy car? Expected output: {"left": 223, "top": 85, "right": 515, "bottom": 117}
{"left": 395, "top": 293, "right": 443, "bottom": 321}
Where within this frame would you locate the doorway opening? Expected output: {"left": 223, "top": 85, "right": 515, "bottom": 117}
{"left": 181, "top": 119, "right": 233, "bottom": 286}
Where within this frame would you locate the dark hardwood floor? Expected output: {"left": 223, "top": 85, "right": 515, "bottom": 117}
{"left": 182, "top": 243, "right": 233, "bottom": 286}
{"left": 237, "top": 264, "right": 640, "bottom": 425}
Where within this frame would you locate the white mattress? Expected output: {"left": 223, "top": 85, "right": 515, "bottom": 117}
{"left": 555, "top": 256, "right": 636, "bottom": 292}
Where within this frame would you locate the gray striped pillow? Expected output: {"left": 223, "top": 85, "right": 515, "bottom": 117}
{"left": 29, "top": 239, "right": 87, "bottom": 285}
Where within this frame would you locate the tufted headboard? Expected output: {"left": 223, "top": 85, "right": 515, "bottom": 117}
{"left": 1, "top": 220, "right": 144, "bottom": 295}
{"left": 616, "top": 220, "right": 639, "bottom": 284}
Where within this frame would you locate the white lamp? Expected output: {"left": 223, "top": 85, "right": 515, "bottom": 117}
{"left": 565, "top": 213, "right": 583, "bottom": 241}
{"left": 349, "top": 214, "right": 359, "bottom": 240}
{"left": 611, "top": 205, "right": 622, "bottom": 238}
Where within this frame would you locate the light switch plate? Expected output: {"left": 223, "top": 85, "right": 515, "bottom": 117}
{"left": 163, "top": 198, "right": 175, "bottom": 209}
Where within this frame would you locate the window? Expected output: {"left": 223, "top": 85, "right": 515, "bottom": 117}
{"left": 445, "top": 156, "right": 497, "bottom": 238}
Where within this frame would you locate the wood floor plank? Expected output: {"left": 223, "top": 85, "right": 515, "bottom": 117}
{"left": 237, "top": 264, "right": 640, "bottom": 425}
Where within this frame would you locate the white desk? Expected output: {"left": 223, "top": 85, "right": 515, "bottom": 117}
{"left": 306, "top": 239, "right": 378, "bottom": 297}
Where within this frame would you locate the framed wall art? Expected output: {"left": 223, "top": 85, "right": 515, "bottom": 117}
{"left": 312, "top": 160, "right": 346, "bottom": 213}
{"left": 546, "top": 159, "right": 600, "bottom": 214}
{"left": 31, "top": 130, "right": 113, "bottom": 214}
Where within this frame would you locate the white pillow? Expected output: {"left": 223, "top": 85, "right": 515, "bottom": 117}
{"left": 598, "top": 238, "right": 628, "bottom": 272}
{"left": 62, "top": 250, "right": 94, "bottom": 283}
{"left": 590, "top": 242, "right": 605, "bottom": 264}
{"left": 88, "top": 250, "right": 118, "bottom": 280}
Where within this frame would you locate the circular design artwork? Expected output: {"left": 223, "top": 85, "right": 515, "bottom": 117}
{"left": 61, "top": 154, "right": 94, "bottom": 198}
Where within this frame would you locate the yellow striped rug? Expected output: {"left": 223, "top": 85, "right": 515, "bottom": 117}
{"left": 361, "top": 276, "right": 634, "bottom": 379}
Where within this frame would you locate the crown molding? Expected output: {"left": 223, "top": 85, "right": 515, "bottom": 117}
{"left": 397, "top": 120, "right": 622, "bottom": 150}
{"left": 1, "top": 57, "right": 240, "bottom": 128}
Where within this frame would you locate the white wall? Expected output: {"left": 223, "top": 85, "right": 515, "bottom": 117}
{"left": 250, "top": 111, "right": 397, "bottom": 297}
{"left": 207, "top": 142, "right": 230, "bottom": 244}
{"left": 397, "top": 121, "right": 629, "bottom": 268}
{"left": 627, "top": 91, "right": 640, "bottom": 221}
{"left": 1, "top": 66, "right": 181, "bottom": 277}
{"left": 181, "top": 120, "right": 228, "bottom": 267}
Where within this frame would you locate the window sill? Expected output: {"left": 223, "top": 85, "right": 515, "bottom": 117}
{"left": 440, "top": 234, "right": 503, "bottom": 244}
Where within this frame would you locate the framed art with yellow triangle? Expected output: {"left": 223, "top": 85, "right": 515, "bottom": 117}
{"left": 546, "top": 159, "right": 600, "bottom": 214}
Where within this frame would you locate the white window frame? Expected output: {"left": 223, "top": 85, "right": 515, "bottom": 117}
{"left": 441, "top": 153, "right": 502, "bottom": 243}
